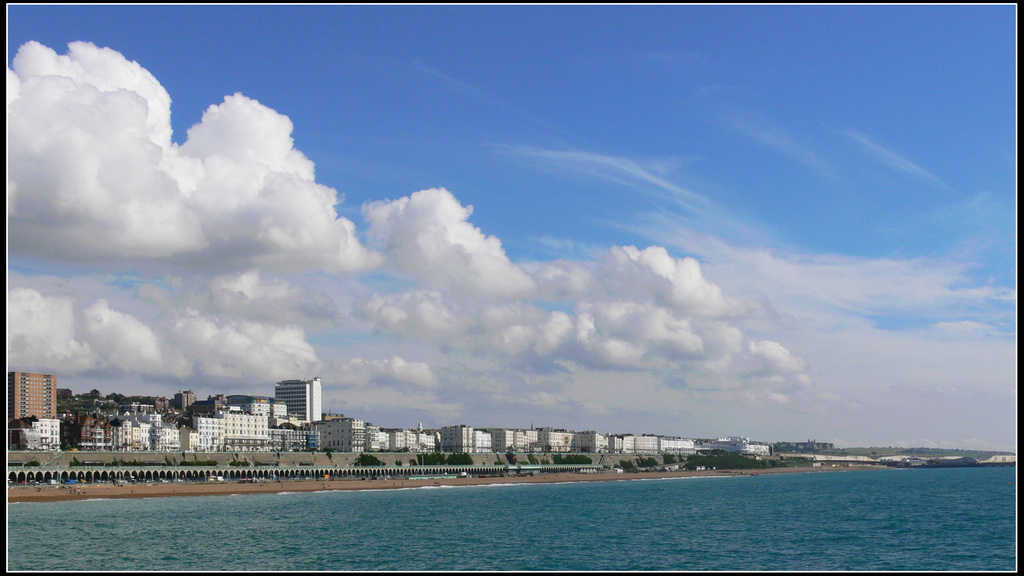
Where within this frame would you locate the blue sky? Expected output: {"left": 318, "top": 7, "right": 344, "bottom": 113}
{"left": 7, "top": 5, "right": 1016, "bottom": 451}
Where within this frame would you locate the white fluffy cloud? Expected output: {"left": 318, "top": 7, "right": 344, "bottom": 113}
{"left": 342, "top": 356, "right": 439, "bottom": 389}
{"left": 356, "top": 290, "right": 465, "bottom": 339}
{"left": 7, "top": 284, "right": 323, "bottom": 383}
{"left": 7, "top": 41, "right": 381, "bottom": 274}
{"left": 207, "top": 269, "right": 342, "bottom": 331}
{"left": 8, "top": 42, "right": 205, "bottom": 259}
{"left": 172, "top": 310, "right": 320, "bottom": 381}
{"left": 7, "top": 288, "right": 99, "bottom": 372}
{"left": 603, "top": 245, "right": 742, "bottom": 317}
{"left": 6, "top": 40, "right": 826, "bottom": 438}
{"left": 748, "top": 339, "right": 807, "bottom": 374}
{"left": 364, "top": 188, "right": 535, "bottom": 299}
{"left": 82, "top": 299, "right": 188, "bottom": 376}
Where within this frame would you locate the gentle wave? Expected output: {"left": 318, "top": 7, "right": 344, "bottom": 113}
{"left": 7, "top": 467, "right": 1015, "bottom": 571}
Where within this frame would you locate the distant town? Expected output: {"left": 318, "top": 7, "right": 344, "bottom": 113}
{"left": 10, "top": 372, "right": 774, "bottom": 456}
{"left": 9, "top": 371, "right": 1015, "bottom": 481}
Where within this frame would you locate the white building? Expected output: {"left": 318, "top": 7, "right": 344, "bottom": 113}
{"left": 274, "top": 377, "right": 323, "bottom": 423}
{"left": 35, "top": 418, "right": 61, "bottom": 450}
{"left": 316, "top": 417, "right": 365, "bottom": 452}
{"left": 365, "top": 424, "right": 389, "bottom": 452}
{"left": 144, "top": 414, "right": 181, "bottom": 452}
{"left": 217, "top": 408, "right": 269, "bottom": 451}
{"left": 386, "top": 428, "right": 435, "bottom": 453}
{"left": 268, "top": 427, "right": 308, "bottom": 452}
{"left": 386, "top": 428, "right": 413, "bottom": 452}
{"left": 515, "top": 429, "right": 540, "bottom": 452}
{"left": 537, "top": 428, "right": 574, "bottom": 452}
{"left": 194, "top": 415, "right": 224, "bottom": 451}
{"left": 712, "top": 436, "right": 771, "bottom": 456}
{"left": 658, "top": 436, "right": 696, "bottom": 455}
{"left": 608, "top": 435, "right": 636, "bottom": 454}
{"left": 415, "top": 429, "right": 437, "bottom": 452}
{"left": 441, "top": 425, "right": 474, "bottom": 453}
{"left": 571, "top": 430, "right": 607, "bottom": 453}
{"left": 472, "top": 429, "right": 492, "bottom": 453}
{"left": 110, "top": 418, "right": 136, "bottom": 452}
{"left": 16, "top": 418, "right": 62, "bottom": 451}
{"left": 634, "top": 435, "right": 659, "bottom": 455}
{"left": 489, "top": 429, "right": 516, "bottom": 453}
{"left": 606, "top": 435, "right": 623, "bottom": 454}
{"left": 226, "top": 395, "right": 272, "bottom": 418}
{"left": 113, "top": 413, "right": 148, "bottom": 451}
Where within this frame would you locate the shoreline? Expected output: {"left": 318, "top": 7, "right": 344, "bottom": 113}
{"left": 7, "top": 465, "right": 885, "bottom": 504}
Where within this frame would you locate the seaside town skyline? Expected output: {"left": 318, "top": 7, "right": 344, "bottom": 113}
{"left": 7, "top": 6, "right": 1016, "bottom": 453}
{"left": 11, "top": 371, "right": 780, "bottom": 456}
{"left": 9, "top": 371, "right": 1013, "bottom": 460}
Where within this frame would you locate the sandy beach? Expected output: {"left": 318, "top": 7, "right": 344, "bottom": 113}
{"left": 7, "top": 465, "right": 883, "bottom": 504}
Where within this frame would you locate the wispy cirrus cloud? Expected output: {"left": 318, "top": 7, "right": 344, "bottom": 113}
{"left": 499, "top": 145, "right": 720, "bottom": 220}
{"left": 497, "top": 144, "right": 774, "bottom": 251}
{"left": 842, "top": 129, "right": 951, "bottom": 190}
{"left": 411, "top": 60, "right": 572, "bottom": 139}
{"left": 730, "top": 112, "right": 838, "bottom": 180}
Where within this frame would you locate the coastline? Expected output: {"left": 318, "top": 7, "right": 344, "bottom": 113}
{"left": 7, "top": 465, "right": 884, "bottom": 504}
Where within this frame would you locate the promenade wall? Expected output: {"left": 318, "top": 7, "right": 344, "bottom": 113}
{"left": 10, "top": 451, "right": 664, "bottom": 484}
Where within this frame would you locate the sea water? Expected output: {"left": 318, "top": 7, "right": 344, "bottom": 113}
{"left": 7, "top": 467, "right": 1016, "bottom": 571}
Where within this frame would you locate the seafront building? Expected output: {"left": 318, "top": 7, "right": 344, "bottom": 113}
{"left": 365, "top": 424, "right": 389, "bottom": 452}
{"left": 8, "top": 371, "right": 58, "bottom": 420}
{"left": 658, "top": 436, "right": 696, "bottom": 455}
{"left": 516, "top": 428, "right": 539, "bottom": 452}
{"left": 110, "top": 412, "right": 181, "bottom": 452}
{"left": 268, "top": 426, "right": 309, "bottom": 452}
{"left": 218, "top": 407, "right": 270, "bottom": 451}
{"left": 8, "top": 370, "right": 784, "bottom": 459}
{"left": 489, "top": 429, "right": 516, "bottom": 452}
{"left": 441, "top": 425, "right": 475, "bottom": 453}
{"left": 537, "top": 428, "right": 574, "bottom": 452}
{"left": 385, "top": 425, "right": 435, "bottom": 452}
{"left": 695, "top": 437, "right": 772, "bottom": 456}
{"left": 7, "top": 417, "right": 61, "bottom": 450}
{"left": 274, "top": 378, "right": 323, "bottom": 423}
{"left": 472, "top": 429, "right": 492, "bottom": 452}
{"left": 316, "top": 416, "right": 366, "bottom": 452}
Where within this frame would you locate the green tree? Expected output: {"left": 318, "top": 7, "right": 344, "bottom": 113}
{"left": 355, "top": 453, "right": 383, "bottom": 466}
{"left": 445, "top": 453, "right": 474, "bottom": 466}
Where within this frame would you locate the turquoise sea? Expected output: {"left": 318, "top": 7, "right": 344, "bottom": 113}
{"left": 7, "top": 467, "right": 1016, "bottom": 571}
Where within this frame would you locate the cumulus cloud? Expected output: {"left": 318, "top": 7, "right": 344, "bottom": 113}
{"left": 82, "top": 299, "right": 186, "bottom": 376}
{"left": 748, "top": 339, "right": 807, "bottom": 374}
{"left": 208, "top": 269, "right": 342, "bottom": 330}
{"left": 342, "top": 356, "right": 439, "bottom": 389}
{"left": 5, "top": 40, "right": 827, "bottom": 434}
{"left": 603, "top": 245, "right": 741, "bottom": 317}
{"left": 355, "top": 290, "right": 465, "bottom": 339}
{"left": 8, "top": 41, "right": 205, "bottom": 259}
{"left": 7, "top": 41, "right": 381, "bottom": 274}
{"left": 179, "top": 94, "right": 384, "bottom": 273}
{"left": 364, "top": 188, "right": 535, "bottom": 299}
{"left": 171, "top": 310, "right": 320, "bottom": 381}
{"left": 353, "top": 231, "right": 808, "bottom": 390}
{"left": 7, "top": 288, "right": 99, "bottom": 371}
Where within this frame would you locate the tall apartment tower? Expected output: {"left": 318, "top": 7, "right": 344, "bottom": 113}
{"left": 173, "top": 390, "right": 197, "bottom": 410}
{"left": 8, "top": 371, "right": 58, "bottom": 420}
{"left": 274, "top": 377, "right": 323, "bottom": 423}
